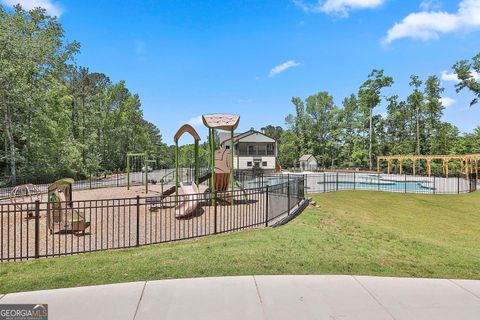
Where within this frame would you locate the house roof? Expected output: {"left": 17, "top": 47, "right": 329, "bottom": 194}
{"left": 299, "top": 154, "right": 316, "bottom": 161}
{"left": 219, "top": 130, "right": 276, "bottom": 146}
{"left": 218, "top": 132, "right": 242, "bottom": 145}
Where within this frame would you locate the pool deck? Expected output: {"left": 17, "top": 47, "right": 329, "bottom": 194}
{"left": 2, "top": 275, "right": 480, "bottom": 319}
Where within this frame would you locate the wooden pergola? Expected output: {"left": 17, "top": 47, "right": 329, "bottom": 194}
{"left": 377, "top": 154, "right": 480, "bottom": 178}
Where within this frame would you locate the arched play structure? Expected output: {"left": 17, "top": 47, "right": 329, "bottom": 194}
{"left": 148, "top": 113, "right": 245, "bottom": 218}
{"left": 10, "top": 184, "right": 42, "bottom": 218}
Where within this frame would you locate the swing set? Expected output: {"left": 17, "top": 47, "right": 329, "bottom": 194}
{"left": 126, "top": 152, "right": 156, "bottom": 193}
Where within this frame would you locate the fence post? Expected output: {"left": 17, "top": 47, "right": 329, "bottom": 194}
{"left": 304, "top": 174, "right": 307, "bottom": 193}
{"left": 336, "top": 172, "right": 339, "bottom": 191}
{"left": 116, "top": 171, "right": 119, "bottom": 187}
{"left": 323, "top": 173, "right": 326, "bottom": 193}
{"left": 34, "top": 200, "right": 40, "bottom": 259}
{"left": 214, "top": 192, "right": 218, "bottom": 234}
{"left": 89, "top": 172, "right": 92, "bottom": 190}
{"left": 287, "top": 177, "right": 291, "bottom": 214}
{"left": 353, "top": 172, "right": 356, "bottom": 190}
{"left": 136, "top": 196, "right": 140, "bottom": 246}
{"left": 404, "top": 174, "right": 407, "bottom": 193}
{"left": 433, "top": 175, "right": 436, "bottom": 195}
{"left": 265, "top": 186, "right": 269, "bottom": 227}
{"left": 458, "top": 174, "right": 460, "bottom": 194}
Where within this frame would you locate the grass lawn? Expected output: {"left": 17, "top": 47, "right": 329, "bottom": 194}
{"left": 1, "top": 191, "right": 479, "bottom": 293}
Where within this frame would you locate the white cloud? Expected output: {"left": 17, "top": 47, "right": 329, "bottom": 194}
{"left": 293, "top": 0, "right": 311, "bottom": 12}
{"left": 420, "top": 0, "right": 441, "bottom": 11}
{"left": 1, "top": 0, "right": 63, "bottom": 17}
{"left": 269, "top": 60, "right": 302, "bottom": 78}
{"left": 187, "top": 116, "right": 203, "bottom": 128}
{"left": 384, "top": 0, "right": 480, "bottom": 43}
{"left": 293, "top": 0, "right": 386, "bottom": 16}
{"left": 441, "top": 70, "right": 480, "bottom": 82}
{"left": 440, "top": 97, "right": 456, "bottom": 107}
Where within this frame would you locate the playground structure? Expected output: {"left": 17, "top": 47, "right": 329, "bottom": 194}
{"left": 10, "top": 184, "right": 42, "bottom": 218}
{"left": 139, "top": 114, "right": 244, "bottom": 216}
{"left": 169, "top": 114, "right": 244, "bottom": 216}
{"left": 47, "top": 178, "right": 90, "bottom": 235}
{"left": 126, "top": 152, "right": 156, "bottom": 193}
{"left": 203, "top": 114, "right": 240, "bottom": 195}
{"left": 377, "top": 153, "right": 480, "bottom": 179}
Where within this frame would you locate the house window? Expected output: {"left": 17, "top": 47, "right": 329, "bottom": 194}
{"left": 262, "top": 161, "right": 268, "bottom": 167}
{"left": 248, "top": 145, "right": 255, "bottom": 155}
{"left": 258, "top": 145, "right": 266, "bottom": 156}
{"left": 247, "top": 161, "right": 253, "bottom": 167}
{"left": 267, "top": 143, "right": 275, "bottom": 155}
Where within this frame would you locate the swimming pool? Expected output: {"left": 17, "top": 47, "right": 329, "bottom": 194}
{"left": 242, "top": 174, "right": 435, "bottom": 192}
{"left": 313, "top": 180, "right": 435, "bottom": 192}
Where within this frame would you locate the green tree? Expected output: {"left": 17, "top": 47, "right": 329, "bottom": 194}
{"left": 339, "top": 94, "right": 362, "bottom": 166}
{"left": 0, "top": 5, "right": 79, "bottom": 182}
{"left": 0, "top": 5, "right": 169, "bottom": 181}
{"left": 385, "top": 95, "right": 412, "bottom": 155}
{"left": 452, "top": 52, "right": 480, "bottom": 106}
{"left": 278, "top": 131, "right": 300, "bottom": 168}
{"left": 358, "top": 69, "right": 394, "bottom": 170}
{"left": 407, "top": 75, "right": 424, "bottom": 155}
{"left": 260, "top": 125, "right": 284, "bottom": 143}
{"left": 423, "top": 75, "right": 445, "bottom": 154}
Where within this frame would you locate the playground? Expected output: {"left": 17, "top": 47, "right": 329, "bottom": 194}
{"left": 0, "top": 114, "right": 303, "bottom": 261}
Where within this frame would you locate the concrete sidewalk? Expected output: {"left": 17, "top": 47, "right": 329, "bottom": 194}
{"left": 1, "top": 275, "right": 480, "bottom": 319}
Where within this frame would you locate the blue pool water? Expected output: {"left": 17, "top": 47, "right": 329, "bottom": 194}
{"left": 315, "top": 181, "right": 435, "bottom": 192}
{"left": 241, "top": 174, "right": 436, "bottom": 193}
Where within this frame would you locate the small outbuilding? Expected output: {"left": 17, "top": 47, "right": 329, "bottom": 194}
{"left": 299, "top": 155, "right": 318, "bottom": 171}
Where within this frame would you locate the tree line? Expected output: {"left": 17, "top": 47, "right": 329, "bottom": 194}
{"left": 0, "top": 6, "right": 170, "bottom": 183}
{"left": 2, "top": 5, "right": 480, "bottom": 183}
{"left": 277, "top": 55, "right": 480, "bottom": 173}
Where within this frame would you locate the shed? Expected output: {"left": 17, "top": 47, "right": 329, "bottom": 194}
{"left": 299, "top": 155, "right": 318, "bottom": 171}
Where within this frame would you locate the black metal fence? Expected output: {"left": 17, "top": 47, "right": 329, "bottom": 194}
{"left": 302, "top": 172, "right": 478, "bottom": 195}
{"left": 0, "top": 172, "right": 129, "bottom": 200}
{"left": 0, "top": 167, "right": 213, "bottom": 200}
{"left": 0, "top": 177, "right": 305, "bottom": 262}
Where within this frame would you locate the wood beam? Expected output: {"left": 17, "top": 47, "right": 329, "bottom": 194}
{"left": 475, "top": 159, "right": 478, "bottom": 180}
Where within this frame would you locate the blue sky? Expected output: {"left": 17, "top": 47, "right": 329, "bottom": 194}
{"left": 3, "top": 0, "right": 480, "bottom": 144}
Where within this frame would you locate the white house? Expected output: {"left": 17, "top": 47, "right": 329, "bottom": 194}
{"left": 219, "top": 130, "right": 279, "bottom": 173}
{"left": 299, "top": 154, "right": 318, "bottom": 171}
